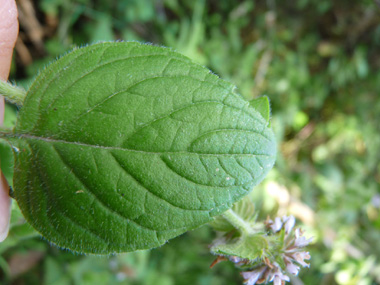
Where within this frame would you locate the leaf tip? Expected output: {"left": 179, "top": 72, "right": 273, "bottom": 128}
{"left": 249, "top": 95, "right": 271, "bottom": 124}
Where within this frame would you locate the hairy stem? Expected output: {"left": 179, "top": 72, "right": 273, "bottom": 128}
{"left": 0, "top": 127, "right": 12, "bottom": 139}
{"left": 222, "top": 209, "right": 255, "bottom": 236}
{"left": 0, "top": 80, "right": 26, "bottom": 107}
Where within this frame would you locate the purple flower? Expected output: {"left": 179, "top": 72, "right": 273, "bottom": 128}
{"left": 291, "top": 251, "right": 311, "bottom": 268}
{"left": 270, "top": 269, "right": 290, "bottom": 285}
{"left": 212, "top": 214, "right": 312, "bottom": 285}
{"left": 286, "top": 261, "right": 300, "bottom": 275}
{"left": 268, "top": 217, "right": 283, "bottom": 232}
{"left": 283, "top": 216, "right": 295, "bottom": 234}
{"left": 294, "top": 228, "right": 313, "bottom": 248}
{"left": 241, "top": 267, "right": 266, "bottom": 285}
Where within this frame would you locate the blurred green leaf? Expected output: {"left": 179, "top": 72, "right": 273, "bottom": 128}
{"left": 90, "top": 15, "right": 114, "bottom": 42}
{"left": 44, "top": 257, "right": 71, "bottom": 285}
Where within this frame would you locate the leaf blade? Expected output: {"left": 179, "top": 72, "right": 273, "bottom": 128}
{"left": 9, "top": 42, "right": 276, "bottom": 253}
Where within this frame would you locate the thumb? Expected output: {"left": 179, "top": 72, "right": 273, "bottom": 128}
{"left": 0, "top": 0, "right": 18, "bottom": 81}
{"left": 0, "top": 0, "right": 18, "bottom": 242}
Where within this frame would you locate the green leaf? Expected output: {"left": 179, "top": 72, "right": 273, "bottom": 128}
{"left": 211, "top": 234, "right": 268, "bottom": 261}
{"left": 249, "top": 96, "right": 270, "bottom": 123}
{"left": 0, "top": 139, "right": 14, "bottom": 185}
{"left": 44, "top": 257, "right": 71, "bottom": 285}
{"left": 3, "top": 103, "right": 18, "bottom": 128}
{"left": 4, "top": 42, "right": 276, "bottom": 254}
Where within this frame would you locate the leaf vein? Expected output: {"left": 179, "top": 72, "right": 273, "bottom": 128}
{"left": 109, "top": 152, "right": 211, "bottom": 211}
{"left": 51, "top": 144, "right": 159, "bottom": 232}
{"left": 236, "top": 159, "right": 255, "bottom": 180}
{"left": 10, "top": 133, "right": 274, "bottom": 158}
{"left": 28, "top": 142, "right": 109, "bottom": 245}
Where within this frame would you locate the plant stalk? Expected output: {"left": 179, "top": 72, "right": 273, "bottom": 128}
{"left": 0, "top": 126, "right": 12, "bottom": 139}
{"left": 0, "top": 80, "right": 26, "bottom": 107}
{"left": 222, "top": 209, "right": 255, "bottom": 236}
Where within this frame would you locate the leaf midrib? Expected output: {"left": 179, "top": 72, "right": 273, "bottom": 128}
{"left": 7, "top": 132, "right": 274, "bottom": 157}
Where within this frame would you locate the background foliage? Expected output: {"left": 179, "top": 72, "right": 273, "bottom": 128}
{"left": 1, "top": 0, "right": 379, "bottom": 284}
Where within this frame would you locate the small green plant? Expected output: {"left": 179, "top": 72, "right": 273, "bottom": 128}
{"left": 0, "top": 41, "right": 311, "bottom": 283}
{"left": 209, "top": 199, "right": 312, "bottom": 284}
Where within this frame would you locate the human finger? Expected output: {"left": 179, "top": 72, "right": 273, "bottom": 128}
{"left": 0, "top": 0, "right": 19, "bottom": 242}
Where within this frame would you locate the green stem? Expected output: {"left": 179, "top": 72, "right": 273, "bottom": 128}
{"left": 0, "top": 80, "right": 26, "bottom": 107}
{"left": 0, "top": 126, "right": 12, "bottom": 139}
{"left": 222, "top": 209, "right": 255, "bottom": 236}
{"left": 0, "top": 125, "right": 12, "bottom": 132}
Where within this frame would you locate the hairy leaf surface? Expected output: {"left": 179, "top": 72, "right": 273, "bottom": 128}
{"left": 7, "top": 42, "right": 276, "bottom": 254}
{"left": 211, "top": 235, "right": 269, "bottom": 260}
